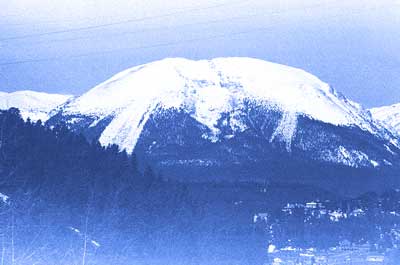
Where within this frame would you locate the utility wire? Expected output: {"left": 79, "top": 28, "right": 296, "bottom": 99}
{"left": 0, "top": 0, "right": 244, "bottom": 27}
{"left": 0, "top": 4, "right": 394, "bottom": 67}
{"left": 0, "top": 1, "right": 337, "bottom": 47}
{"left": 0, "top": 0, "right": 249, "bottom": 41}
{"left": 0, "top": 26, "right": 287, "bottom": 66}
{"left": 4, "top": 14, "right": 258, "bottom": 47}
{"left": 0, "top": 22, "right": 363, "bottom": 67}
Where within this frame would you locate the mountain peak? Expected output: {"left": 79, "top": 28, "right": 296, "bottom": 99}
{"left": 60, "top": 57, "right": 380, "bottom": 152}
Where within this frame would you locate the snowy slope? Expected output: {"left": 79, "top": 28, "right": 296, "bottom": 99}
{"left": 0, "top": 90, "right": 73, "bottom": 122}
{"left": 370, "top": 103, "right": 400, "bottom": 136}
{"left": 59, "top": 57, "right": 386, "bottom": 153}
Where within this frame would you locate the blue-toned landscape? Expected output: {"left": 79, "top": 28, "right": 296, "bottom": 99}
{"left": 1, "top": 1, "right": 400, "bottom": 264}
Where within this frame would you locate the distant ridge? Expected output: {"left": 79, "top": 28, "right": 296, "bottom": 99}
{"left": 0, "top": 90, "right": 73, "bottom": 122}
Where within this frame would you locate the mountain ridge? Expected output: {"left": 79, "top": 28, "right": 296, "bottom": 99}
{"left": 1, "top": 58, "right": 399, "bottom": 181}
{"left": 41, "top": 57, "right": 400, "bottom": 176}
{"left": 0, "top": 90, "right": 73, "bottom": 122}
{"left": 370, "top": 103, "right": 400, "bottom": 137}
{"left": 50, "top": 57, "right": 396, "bottom": 152}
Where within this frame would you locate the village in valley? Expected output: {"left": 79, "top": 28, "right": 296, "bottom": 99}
{"left": 253, "top": 190, "right": 400, "bottom": 264}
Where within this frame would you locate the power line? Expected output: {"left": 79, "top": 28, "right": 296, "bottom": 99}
{"left": 0, "top": 21, "right": 353, "bottom": 67}
{"left": 0, "top": 15, "right": 94, "bottom": 27}
{"left": 0, "top": 14, "right": 24, "bottom": 19}
{"left": 0, "top": 4, "right": 394, "bottom": 67}
{"left": 0, "top": 0, "right": 241, "bottom": 27}
{"left": 0, "top": 26, "right": 285, "bottom": 66}
{"left": 2, "top": 15, "right": 257, "bottom": 47}
{"left": 0, "top": 0, "right": 249, "bottom": 42}
{"left": 1, "top": 1, "right": 337, "bottom": 48}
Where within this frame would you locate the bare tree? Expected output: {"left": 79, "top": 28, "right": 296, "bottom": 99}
{"left": 82, "top": 208, "right": 89, "bottom": 265}
{"left": 11, "top": 207, "right": 15, "bottom": 265}
{"left": 1, "top": 233, "right": 5, "bottom": 265}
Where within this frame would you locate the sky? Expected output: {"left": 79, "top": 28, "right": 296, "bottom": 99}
{"left": 0, "top": 0, "right": 399, "bottom": 108}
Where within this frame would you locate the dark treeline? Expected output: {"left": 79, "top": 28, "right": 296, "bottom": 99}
{"left": 0, "top": 108, "right": 267, "bottom": 265}
{"left": 1, "top": 108, "right": 399, "bottom": 265}
{"left": 0, "top": 108, "right": 151, "bottom": 205}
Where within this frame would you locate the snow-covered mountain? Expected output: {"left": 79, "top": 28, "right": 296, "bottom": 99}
{"left": 45, "top": 57, "right": 400, "bottom": 188}
{"left": 370, "top": 103, "right": 400, "bottom": 136}
{"left": 0, "top": 90, "right": 73, "bottom": 122}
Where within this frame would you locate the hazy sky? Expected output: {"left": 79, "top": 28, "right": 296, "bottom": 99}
{"left": 1, "top": 0, "right": 399, "bottom": 107}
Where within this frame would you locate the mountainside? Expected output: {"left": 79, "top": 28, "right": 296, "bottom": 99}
{"left": 0, "top": 90, "right": 73, "bottom": 122}
{"left": 370, "top": 103, "right": 400, "bottom": 136}
{"left": 6, "top": 107, "right": 397, "bottom": 265}
{"left": 43, "top": 57, "right": 400, "bottom": 191}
